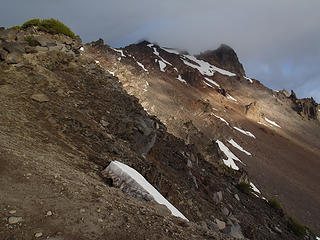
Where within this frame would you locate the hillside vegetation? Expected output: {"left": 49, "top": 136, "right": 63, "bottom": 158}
{"left": 11, "top": 18, "right": 76, "bottom": 39}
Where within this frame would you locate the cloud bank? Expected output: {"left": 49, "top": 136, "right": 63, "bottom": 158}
{"left": 1, "top": 0, "right": 319, "bottom": 101}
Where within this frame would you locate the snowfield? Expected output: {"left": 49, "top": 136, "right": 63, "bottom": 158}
{"left": 103, "top": 161, "right": 188, "bottom": 221}
{"left": 227, "top": 139, "right": 251, "bottom": 156}
{"left": 216, "top": 140, "right": 243, "bottom": 170}
{"left": 182, "top": 55, "right": 236, "bottom": 77}
{"left": 233, "top": 126, "right": 256, "bottom": 138}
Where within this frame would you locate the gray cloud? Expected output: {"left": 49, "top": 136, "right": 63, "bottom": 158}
{"left": 1, "top": 0, "right": 319, "bottom": 101}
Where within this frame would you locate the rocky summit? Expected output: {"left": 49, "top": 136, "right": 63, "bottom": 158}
{"left": 0, "top": 23, "right": 319, "bottom": 240}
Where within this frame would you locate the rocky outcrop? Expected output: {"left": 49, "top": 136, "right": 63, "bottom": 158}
{"left": 0, "top": 27, "right": 81, "bottom": 65}
{"left": 197, "top": 44, "right": 245, "bottom": 76}
{"left": 289, "top": 91, "right": 319, "bottom": 120}
{"left": 244, "top": 101, "right": 262, "bottom": 121}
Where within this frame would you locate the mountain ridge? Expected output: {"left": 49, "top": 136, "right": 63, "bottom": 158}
{"left": 0, "top": 25, "right": 319, "bottom": 239}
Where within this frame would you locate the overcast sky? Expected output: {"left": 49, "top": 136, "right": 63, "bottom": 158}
{"left": 1, "top": 0, "right": 320, "bottom": 102}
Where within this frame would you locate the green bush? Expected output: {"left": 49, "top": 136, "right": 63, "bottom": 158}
{"left": 9, "top": 25, "right": 22, "bottom": 30}
{"left": 21, "top": 18, "right": 41, "bottom": 29}
{"left": 288, "top": 217, "right": 307, "bottom": 237}
{"left": 236, "top": 182, "right": 252, "bottom": 194}
{"left": 24, "top": 36, "right": 40, "bottom": 46}
{"left": 268, "top": 199, "right": 282, "bottom": 211}
{"left": 38, "top": 19, "right": 76, "bottom": 39}
{"left": 20, "top": 18, "right": 76, "bottom": 39}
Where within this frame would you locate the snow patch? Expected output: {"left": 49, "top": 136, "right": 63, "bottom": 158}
{"left": 151, "top": 47, "right": 173, "bottom": 72}
{"left": 103, "top": 161, "right": 188, "bottom": 221}
{"left": 111, "top": 48, "right": 126, "bottom": 57}
{"left": 204, "top": 81, "right": 214, "bottom": 88}
{"left": 212, "top": 114, "right": 229, "bottom": 126}
{"left": 161, "top": 47, "right": 180, "bottom": 55}
{"left": 153, "top": 47, "right": 160, "bottom": 56}
{"left": 136, "top": 61, "right": 148, "bottom": 72}
{"left": 177, "top": 75, "right": 187, "bottom": 84}
{"left": 264, "top": 117, "right": 281, "bottom": 128}
{"left": 227, "top": 139, "right": 251, "bottom": 156}
{"left": 182, "top": 55, "right": 236, "bottom": 77}
{"left": 233, "top": 127, "right": 256, "bottom": 138}
{"left": 244, "top": 76, "right": 253, "bottom": 83}
{"left": 250, "top": 182, "right": 261, "bottom": 194}
{"left": 158, "top": 60, "right": 166, "bottom": 72}
{"left": 204, "top": 77, "right": 220, "bottom": 88}
{"left": 216, "top": 140, "right": 242, "bottom": 170}
{"left": 108, "top": 70, "right": 115, "bottom": 76}
{"left": 227, "top": 94, "right": 237, "bottom": 102}
{"left": 257, "top": 121, "right": 268, "bottom": 127}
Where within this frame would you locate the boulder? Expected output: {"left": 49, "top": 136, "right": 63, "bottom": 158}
{"left": 31, "top": 93, "right": 49, "bottom": 102}
{"left": 221, "top": 207, "right": 230, "bottom": 216}
{"left": 213, "top": 191, "right": 223, "bottom": 204}
{"left": 234, "top": 194, "right": 240, "bottom": 201}
{"left": 35, "top": 46, "right": 49, "bottom": 52}
{"left": 224, "top": 219, "right": 245, "bottom": 239}
{"left": 6, "top": 52, "right": 23, "bottom": 64}
{"left": 214, "top": 219, "right": 226, "bottom": 230}
{"left": 8, "top": 216, "right": 23, "bottom": 224}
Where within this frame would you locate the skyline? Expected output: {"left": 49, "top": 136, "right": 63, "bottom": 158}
{"left": 1, "top": 0, "right": 319, "bottom": 102}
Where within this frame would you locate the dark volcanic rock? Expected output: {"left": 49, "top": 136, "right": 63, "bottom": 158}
{"left": 197, "top": 44, "right": 245, "bottom": 76}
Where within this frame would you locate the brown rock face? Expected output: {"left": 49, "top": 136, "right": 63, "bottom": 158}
{"left": 289, "top": 91, "right": 319, "bottom": 120}
{"left": 197, "top": 44, "right": 245, "bottom": 76}
{"left": 244, "top": 101, "right": 262, "bottom": 121}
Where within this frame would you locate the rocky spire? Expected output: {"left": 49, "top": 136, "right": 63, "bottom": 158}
{"left": 197, "top": 44, "right": 246, "bottom": 76}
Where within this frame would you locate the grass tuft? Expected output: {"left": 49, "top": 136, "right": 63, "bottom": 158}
{"left": 38, "top": 19, "right": 76, "bottom": 39}
{"left": 21, "top": 18, "right": 41, "bottom": 29}
{"left": 236, "top": 182, "right": 252, "bottom": 194}
{"left": 24, "top": 36, "right": 40, "bottom": 46}
{"left": 288, "top": 217, "right": 307, "bottom": 237}
{"left": 9, "top": 25, "right": 22, "bottom": 30}
{"left": 16, "top": 18, "right": 76, "bottom": 39}
{"left": 268, "top": 199, "right": 282, "bottom": 211}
